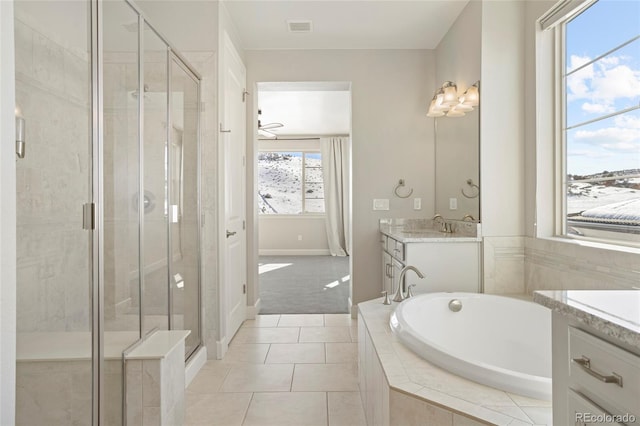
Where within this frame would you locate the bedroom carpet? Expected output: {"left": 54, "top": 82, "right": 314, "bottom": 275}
{"left": 258, "top": 255, "right": 350, "bottom": 314}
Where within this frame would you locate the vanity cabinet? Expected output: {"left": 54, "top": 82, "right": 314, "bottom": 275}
{"left": 550, "top": 311, "right": 640, "bottom": 426}
{"left": 380, "top": 233, "right": 480, "bottom": 295}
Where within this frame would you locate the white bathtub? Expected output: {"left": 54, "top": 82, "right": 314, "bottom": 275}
{"left": 390, "top": 292, "right": 552, "bottom": 400}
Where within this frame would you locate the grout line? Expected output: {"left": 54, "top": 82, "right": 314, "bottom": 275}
{"left": 290, "top": 364, "right": 296, "bottom": 392}
{"left": 240, "top": 392, "right": 255, "bottom": 426}
{"left": 325, "top": 391, "right": 330, "bottom": 426}
{"left": 263, "top": 343, "right": 272, "bottom": 364}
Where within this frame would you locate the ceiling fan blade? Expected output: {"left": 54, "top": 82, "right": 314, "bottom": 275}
{"left": 259, "top": 122, "right": 284, "bottom": 130}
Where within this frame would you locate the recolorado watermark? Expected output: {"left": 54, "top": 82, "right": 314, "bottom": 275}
{"left": 576, "top": 412, "right": 636, "bottom": 424}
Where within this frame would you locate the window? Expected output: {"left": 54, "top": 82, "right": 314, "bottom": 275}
{"left": 559, "top": 0, "right": 640, "bottom": 242}
{"left": 258, "top": 151, "right": 325, "bottom": 214}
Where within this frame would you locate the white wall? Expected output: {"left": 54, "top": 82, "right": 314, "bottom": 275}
{"left": 259, "top": 216, "right": 329, "bottom": 255}
{"left": 0, "top": 0, "right": 17, "bottom": 423}
{"left": 480, "top": 0, "right": 527, "bottom": 294}
{"left": 245, "top": 49, "right": 436, "bottom": 310}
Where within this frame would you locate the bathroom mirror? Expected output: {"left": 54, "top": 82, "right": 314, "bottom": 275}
{"left": 434, "top": 105, "right": 480, "bottom": 221}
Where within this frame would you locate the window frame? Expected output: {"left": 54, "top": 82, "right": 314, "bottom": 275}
{"left": 549, "top": 0, "right": 640, "bottom": 247}
{"left": 257, "top": 149, "right": 326, "bottom": 216}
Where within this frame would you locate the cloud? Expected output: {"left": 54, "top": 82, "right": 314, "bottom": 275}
{"left": 566, "top": 54, "right": 640, "bottom": 106}
{"left": 581, "top": 102, "right": 614, "bottom": 114}
{"left": 568, "top": 149, "right": 613, "bottom": 159}
{"left": 574, "top": 126, "right": 640, "bottom": 153}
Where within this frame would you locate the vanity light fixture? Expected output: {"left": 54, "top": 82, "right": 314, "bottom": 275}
{"left": 427, "top": 80, "right": 480, "bottom": 118}
{"left": 441, "top": 81, "right": 458, "bottom": 107}
{"left": 461, "top": 81, "right": 480, "bottom": 106}
{"left": 426, "top": 93, "right": 445, "bottom": 117}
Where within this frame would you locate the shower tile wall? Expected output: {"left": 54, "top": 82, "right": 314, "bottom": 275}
{"left": 103, "top": 51, "right": 141, "bottom": 329}
{"left": 183, "top": 52, "right": 218, "bottom": 358}
{"left": 14, "top": 15, "right": 90, "bottom": 332}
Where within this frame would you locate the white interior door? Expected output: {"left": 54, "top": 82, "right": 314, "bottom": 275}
{"left": 223, "top": 34, "right": 247, "bottom": 342}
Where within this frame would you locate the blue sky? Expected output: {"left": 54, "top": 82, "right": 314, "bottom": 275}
{"left": 565, "top": 0, "right": 640, "bottom": 176}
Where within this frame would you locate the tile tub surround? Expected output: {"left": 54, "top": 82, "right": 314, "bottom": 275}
{"left": 183, "top": 314, "right": 366, "bottom": 426}
{"left": 533, "top": 290, "right": 640, "bottom": 350}
{"left": 379, "top": 218, "right": 482, "bottom": 243}
{"left": 358, "top": 299, "right": 552, "bottom": 426}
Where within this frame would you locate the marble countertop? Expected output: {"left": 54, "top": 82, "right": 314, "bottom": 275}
{"left": 379, "top": 218, "right": 481, "bottom": 243}
{"left": 533, "top": 290, "right": 640, "bottom": 350}
{"left": 359, "top": 298, "right": 551, "bottom": 426}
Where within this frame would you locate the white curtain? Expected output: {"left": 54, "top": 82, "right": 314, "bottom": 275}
{"left": 320, "top": 137, "right": 350, "bottom": 256}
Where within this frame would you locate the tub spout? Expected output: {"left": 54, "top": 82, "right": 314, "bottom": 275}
{"left": 392, "top": 266, "right": 425, "bottom": 302}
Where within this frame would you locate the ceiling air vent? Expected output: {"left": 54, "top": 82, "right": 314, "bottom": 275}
{"left": 287, "top": 20, "right": 313, "bottom": 33}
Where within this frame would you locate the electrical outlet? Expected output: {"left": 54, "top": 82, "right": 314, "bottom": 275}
{"left": 373, "top": 199, "right": 390, "bottom": 211}
{"left": 449, "top": 198, "right": 458, "bottom": 210}
{"left": 413, "top": 198, "right": 421, "bottom": 210}
{"left": 297, "top": 235, "right": 303, "bottom": 241}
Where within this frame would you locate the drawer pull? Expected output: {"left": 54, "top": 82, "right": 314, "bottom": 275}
{"left": 572, "top": 356, "right": 623, "bottom": 387}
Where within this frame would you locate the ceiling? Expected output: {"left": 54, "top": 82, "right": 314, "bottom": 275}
{"left": 225, "top": 0, "right": 469, "bottom": 50}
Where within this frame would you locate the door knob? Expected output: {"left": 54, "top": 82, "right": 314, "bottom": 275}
{"left": 226, "top": 230, "right": 237, "bottom": 238}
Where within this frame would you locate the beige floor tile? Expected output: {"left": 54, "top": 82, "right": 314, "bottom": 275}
{"left": 222, "top": 343, "right": 270, "bottom": 364}
{"left": 221, "top": 364, "right": 294, "bottom": 392}
{"left": 299, "top": 326, "right": 352, "bottom": 343}
{"left": 232, "top": 327, "right": 300, "bottom": 344}
{"left": 243, "top": 392, "right": 328, "bottom": 426}
{"left": 243, "top": 315, "right": 281, "bottom": 328}
{"left": 328, "top": 392, "right": 366, "bottom": 426}
{"left": 324, "top": 314, "right": 355, "bottom": 327}
{"left": 186, "top": 363, "right": 231, "bottom": 394}
{"left": 278, "top": 314, "right": 324, "bottom": 327}
{"left": 350, "top": 325, "right": 358, "bottom": 342}
{"left": 326, "top": 342, "right": 358, "bottom": 363}
{"left": 292, "top": 363, "right": 359, "bottom": 391}
{"left": 266, "top": 343, "right": 326, "bottom": 364}
{"left": 184, "top": 393, "right": 252, "bottom": 426}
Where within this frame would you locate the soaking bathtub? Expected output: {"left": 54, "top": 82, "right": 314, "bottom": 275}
{"left": 390, "top": 292, "right": 552, "bottom": 400}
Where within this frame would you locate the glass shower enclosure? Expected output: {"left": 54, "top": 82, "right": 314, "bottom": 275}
{"left": 14, "top": 0, "right": 202, "bottom": 424}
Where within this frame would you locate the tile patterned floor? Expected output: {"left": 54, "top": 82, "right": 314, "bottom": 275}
{"left": 185, "top": 314, "right": 366, "bottom": 426}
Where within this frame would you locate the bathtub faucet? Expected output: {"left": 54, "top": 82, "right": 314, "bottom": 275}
{"left": 392, "top": 265, "right": 425, "bottom": 302}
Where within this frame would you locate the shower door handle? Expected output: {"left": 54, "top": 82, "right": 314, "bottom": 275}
{"left": 226, "top": 230, "right": 237, "bottom": 238}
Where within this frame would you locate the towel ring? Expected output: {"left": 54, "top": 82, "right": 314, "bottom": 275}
{"left": 461, "top": 179, "right": 480, "bottom": 199}
{"left": 394, "top": 179, "right": 413, "bottom": 198}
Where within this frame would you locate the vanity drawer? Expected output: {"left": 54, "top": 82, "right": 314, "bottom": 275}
{"left": 568, "top": 327, "right": 640, "bottom": 419}
{"left": 385, "top": 237, "right": 405, "bottom": 261}
{"left": 567, "top": 389, "right": 624, "bottom": 425}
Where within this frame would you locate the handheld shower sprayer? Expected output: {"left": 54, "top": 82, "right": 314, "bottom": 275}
{"left": 15, "top": 106, "right": 25, "bottom": 159}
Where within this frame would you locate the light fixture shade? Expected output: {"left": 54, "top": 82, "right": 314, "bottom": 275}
{"left": 454, "top": 102, "right": 474, "bottom": 112}
{"left": 434, "top": 89, "right": 450, "bottom": 112}
{"left": 462, "top": 83, "right": 479, "bottom": 106}
{"left": 442, "top": 82, "right": 458, "bottom": 107}
{"left": 446, "top": 106, "right": 465, "bottom": 117}
{"left": 427, "top": 99, "right": 444, "bottom": 117}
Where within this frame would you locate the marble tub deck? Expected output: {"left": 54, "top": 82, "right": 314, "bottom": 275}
{"left": 359, "top": 298, "right": 553, "bottom": 426}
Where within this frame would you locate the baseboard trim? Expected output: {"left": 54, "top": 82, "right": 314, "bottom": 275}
{"left": 185, "top": 346, "right": 207, "bottom": 388}
{"left": 216, "top": 337, "right": 228, "bottom": 360}
{"left": 259, "top": 249, "right": 331, "bottom": 256}
{"left": 247, "top": 298, "right": 261, "bottom": 319}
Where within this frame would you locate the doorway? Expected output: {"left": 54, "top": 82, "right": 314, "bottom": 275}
{"left": 255, "top": 82, "right": 352, "bottom": 315}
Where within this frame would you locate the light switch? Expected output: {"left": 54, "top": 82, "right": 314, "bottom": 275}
{"left": 413, "top": 198, "right": 422, "bottom": 210}
{"left": 449, "top": 198, "right": 458, "bottom": 210}
{"left": 373, "top": 199, "right": 390, "bottom": 211}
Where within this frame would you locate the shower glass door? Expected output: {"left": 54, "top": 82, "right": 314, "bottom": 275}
{"left": 169, "top": 57, "right": 201, "bottom": 359}
{"left": 14, "top": 0, "right": 93, "bottom": 425}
